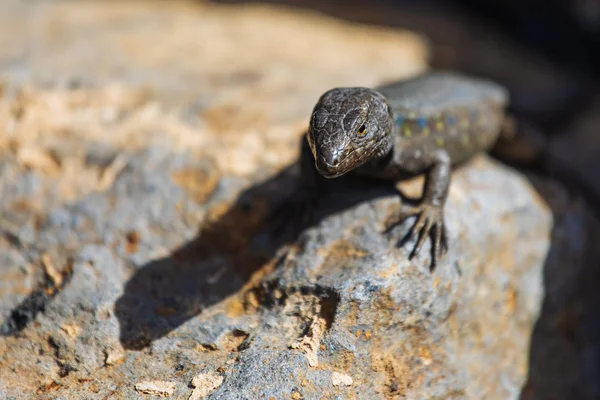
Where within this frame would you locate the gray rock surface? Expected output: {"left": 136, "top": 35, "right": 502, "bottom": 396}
{"left": 1, "top": 143, "right": 552, "bottom": 399}
{"left": 0, "top": 1, "right": 599, "bottom": 399}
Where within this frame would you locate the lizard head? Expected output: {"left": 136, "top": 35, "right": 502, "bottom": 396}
{"left": 307, "top": 87, "right": 393, "bottom": 178}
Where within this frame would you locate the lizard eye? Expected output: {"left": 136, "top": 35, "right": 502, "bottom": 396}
{"left": 357, "top": 124, "right": 367, "bottom": 136}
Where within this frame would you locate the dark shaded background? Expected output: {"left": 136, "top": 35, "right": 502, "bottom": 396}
{"left": 212, "top": 0, "right": 600, "bottom": 127}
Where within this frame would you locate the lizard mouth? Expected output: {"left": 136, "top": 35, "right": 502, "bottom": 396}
{"left": 316, "top": 144, "right": 380, "bottom": 178}
{"left": 321, "top": 171, "right": 345, "bottom": 178}
{"left": 315, "top": 157, "right": 347, "bottom": 178}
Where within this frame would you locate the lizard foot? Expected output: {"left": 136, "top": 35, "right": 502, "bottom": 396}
{"left": 385, "top": 203, "right": 448, "bottom": 270}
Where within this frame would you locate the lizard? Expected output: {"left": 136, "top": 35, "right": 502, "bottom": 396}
{"left": 281, "top": 70, "right": 516, "bottom": 270}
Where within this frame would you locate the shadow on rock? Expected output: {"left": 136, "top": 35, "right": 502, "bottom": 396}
{"left": 115, "top": 139, "right": 397, "bottom": 350}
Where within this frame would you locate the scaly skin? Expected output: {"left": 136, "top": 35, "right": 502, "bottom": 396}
{"left": 305, "top": 71, "right": 509, "bottom": 270}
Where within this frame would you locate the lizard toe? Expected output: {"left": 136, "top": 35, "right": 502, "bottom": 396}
{"left": 386, "top": 203, "right": 448, "bottom": 271}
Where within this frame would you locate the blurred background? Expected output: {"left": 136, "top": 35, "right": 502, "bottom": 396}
{"left": 1, "top": 0, "right": 600, "bottom": 398}
{"left": 2, "top": 0, "right": 599, "bottom": 196}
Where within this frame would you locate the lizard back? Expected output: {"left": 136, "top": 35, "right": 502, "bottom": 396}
{"left": 377, "top": 71, "right": 509, "bottom": 164}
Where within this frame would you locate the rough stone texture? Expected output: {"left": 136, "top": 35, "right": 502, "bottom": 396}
{"left": 135, "top": 380, "right": 177, "bottom": 397}
{"left": 190, "top": 372, "right": 225, "bottom": 399}
{"left": 0, "top": 1, "right": 599, "bottom": 399}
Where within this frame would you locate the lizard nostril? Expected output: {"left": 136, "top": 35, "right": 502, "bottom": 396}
{"left": 330, "top": 155, "right": 339, "bottom": 166}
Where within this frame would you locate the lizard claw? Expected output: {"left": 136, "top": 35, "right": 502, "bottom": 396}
{"left": 385, "top": 203, "right": 448, "bottom": 271}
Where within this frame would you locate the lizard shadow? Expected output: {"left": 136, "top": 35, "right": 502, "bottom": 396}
{"left": 114, "top": 137, "right": 403, "bottom": 350}
{"left": 114, "top": 134, "right": 547, "bottom": 352}
{"left": 114, "top": 130, "right": 600, "bottom": 398}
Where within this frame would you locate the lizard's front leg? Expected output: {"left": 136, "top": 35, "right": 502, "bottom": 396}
{"left": 387, "top": 149, "right": 450, "bottom": 270}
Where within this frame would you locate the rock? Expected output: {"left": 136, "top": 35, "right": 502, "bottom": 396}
{"left": 134, "top": 380, "right": 176, "bottom": 397}
{"left": 0, "top": 1, "right": 426, "bottom": 397}
{"left": 331, "top": 372, "right": 353, "bottom": 387}
{"left": 0, "top": 0, "right": 598, "bottom": 399}
{"left": 189, "top": 372, "right": 224, "bottom": 400}
{"left": 182, "top": 155, "right": 552, "bottom": 400}
{"left": 104, "top": 347, "right": 126, "bottom": 366}
{"left": 289, "top": 315, "right": 326, "bottom": 367}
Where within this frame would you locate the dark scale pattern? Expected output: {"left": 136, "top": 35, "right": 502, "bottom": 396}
{"left": 302, "top": 71, "right": 509, "bottom": 269}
